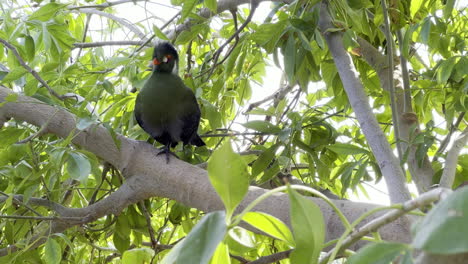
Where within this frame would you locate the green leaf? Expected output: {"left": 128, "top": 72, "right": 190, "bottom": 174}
{"left": 1, "top": 68, "right": 27, "bottom": 83}
{"left": 162, "top": 211, "right": 227, "bottom": 264}
{"left": 288, "top": 186, "right": 324, "bottom": 264}
{"left": 284, "top": 35, "right": 296, "bottom": 83}
{"left": 114, "top": 215, "right": 131, "bottom": 253}
{"left": 402, "top": 24, "right": 417, "bottom": 59}
{"left": 25, "top": 36, "right": 35, "bottom": 61}
{"left": 251, "top": 144, "right": 279, "bottom": 177}
{"left": 43, "top": 237, "right": 61, "bottom": 264}
{"left": 205, "top": 0, "right": 217, "bottom": 13}
{"left": 436, "top": 58, "right": 456, "bottom": 84}
{"left": 243, "top": 212, "right": 295, "bottom": 246}
{"left": 410, "top": 0, "right": 424, "bottom": 19}
{"left": 419, "top": 18, "right": 431, "bottom": 44}
{"left": 327, "top": 143, "right": 369, "bottom": 156}
{"left": 209, "top": 242, "right": 230, "bottom": 264}
{"left": 242, "top": 120, "right": 282, "bottom": 134}
{"left": 29, "top": 3, "right": 67, "bottom": 22}
{"left": 226, "top": 227, "right": 255, "bottom": 253}
{"left": 347, "top": 242, "right": 408, "bottom": 264}
{"left": 122, "top": 248, "right": 154, "bottom": 263}
{"left": 0, "top": 127, "right": 24, "bottom": 147}
{"left": 208, "top": 140, "right": 249, "bottom": 218}
{"left": 100, "top": 80, "right": 114, "bottom": 94}
{"left": 180, "top": 0, "right": 197, "bottom": 21}
{"left": 443, "top": 0, "right": 455, "bottom": 19}
{"left": 67, "top": 152, "right": 91, "bottom": 182}
{"left": 153, "top": 25, "right": 169, "bottom": 41}
{"left": 76, "top": 117, "right": 96, "bottom": 130}
{"left": 250, "top": 21, "right": 287, "bottom": 53}
{"left": 412, "top": 186, "right": 468, "bottom": 254}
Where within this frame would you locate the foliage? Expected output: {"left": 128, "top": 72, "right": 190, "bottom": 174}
{"left": 0, "top": 0, "right": 467, "bottom": 263}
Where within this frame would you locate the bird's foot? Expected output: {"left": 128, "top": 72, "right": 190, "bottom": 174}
{"left": 156, "top": 147, "right": 178, "bottom": 164}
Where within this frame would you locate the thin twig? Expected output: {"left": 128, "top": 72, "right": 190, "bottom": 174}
{"left": 319, "top": 188, "right": 452, "bottom": 263}
{"left": 433, "top": 112, "right": 465, "bottom": 162}
{"left": 16, "top": 108, "right": 59, "bottom": 144}
{"left": 0, "top": 191, "right": 43, "bottom": 217}
{"left": 245, "top": 85, "right": 295, "bottom": 113}
{"left": 381, "top": 0, "right": 403, "bottom": 161}
{"left": 139, "top": 201, "right": 158, "bottom": 249}
{"left": 75, "top": 9, "right": 146, "bottom": 39}
{"left": 75, "top": 14, "right": 92, "bottom": 60}
{"left": 0, "top": 214, "right": 83, "bottom": 222}
{"left": 396, "top": 30, "right": 413, "bottom": 113}
{"left": 68, "top": 0, "right": 148, "bottom": 10}
{"left": 131, "top": 11, "right": 181, "bottom": 57}
{"left": 73, "top": 40, "right": 147, "bottom": 48}
{"left": 0, "top": 38, "right": 63, "bottom": 100}
{"left": 203, "top": 0, "right": 259, "bottom": 79}
{"left": 200, "top": 132, "right": 276, "bottom": 138}
{"left": 247, "top": 249, "right": 292, "bottom": 264}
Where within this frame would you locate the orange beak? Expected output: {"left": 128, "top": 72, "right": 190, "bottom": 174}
{"left": 153, "top": 58, "right": 160, "bottom": 65}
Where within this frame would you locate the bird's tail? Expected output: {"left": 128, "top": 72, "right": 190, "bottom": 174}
{"left": 191, "top": 134, "right": 206, "bottom": 147}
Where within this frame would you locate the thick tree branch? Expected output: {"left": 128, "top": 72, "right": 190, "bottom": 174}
{"left": 439, "top": 127, "right": 468, "bottom": 188}
{"left": 318, "top": 3, "right": 411, "bottom": 203}
{"left": 356, "top": 37, "right": 434, "bottom": 194}
{"left": 0, "top": 85, "right": 413, "bottom": 256}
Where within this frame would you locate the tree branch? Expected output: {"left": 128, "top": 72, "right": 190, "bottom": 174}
{"left": 356, "top": 33, "right": 434, "bottom": 194}
{"left": 0, "top": 86, "right": 414, "bottom": 256}
{"left": 319, "top": 187, "right": 452, "bottom": 263}
{"left": 74, "top": 8, "right": 146, "bottom": 40}
{"left": 73, "top": 40, "right": 148, "bottom": 48}
{"left": 247, "top": 249, "right": 292, "bottom": 264}
{"left": 318, "top": 2, "right": 411, "bottom": 203}
{"left": 68, "top": 0, "right": 149, "bottom": 10}
{"left": 439, "top": 127, "right": 468, "bottom": 188}
{"left": 381, "top": 0, "right": 404, "bottom": 162}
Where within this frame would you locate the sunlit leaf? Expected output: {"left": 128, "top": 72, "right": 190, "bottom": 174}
{"left": 413, "top": 186, "right": 468, "bottom": 254}
{"left": 208, "top": 140, "right": 249, "bottom": 218}
{"left": 288, "top": 186, "right": 324, "bottom": 264}
{"left": 28, "top": 3, "right": 67, "bottom": 22}
{"left": 347, "top": 242, "right": 408, "bottom": 264}
{"left": 162, "top": 211, "right": 227, "bottom": 264}
{"left": 243, "top": 212, "right": 295, "bottom": 246}
{"left": 44, "top": 238, "right": 61, "bottom": 264}
{"left": 67, "top": 152, "right": 91, "bottom": 182}
{"left": 242, "top": 120, "right": 282, "bottom": 134}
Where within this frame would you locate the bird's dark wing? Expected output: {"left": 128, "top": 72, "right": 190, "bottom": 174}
{"left": 135, "top": 97, "right": 173, "bottom": 146}
{"left": 180, "top": 92, "right": 205, "bottom": 146}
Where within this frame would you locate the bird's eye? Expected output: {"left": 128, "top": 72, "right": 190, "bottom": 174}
{"left": 163, "top": 55, "right": 172, "bottom": 63}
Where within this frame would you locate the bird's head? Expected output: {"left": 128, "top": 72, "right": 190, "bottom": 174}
{"left": 152, "top": 42, "right": 179, "bottom": 74}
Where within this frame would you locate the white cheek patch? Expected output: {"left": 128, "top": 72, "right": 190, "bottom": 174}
{"left": 163, "top": 56, "right": 169, "bottom": 63}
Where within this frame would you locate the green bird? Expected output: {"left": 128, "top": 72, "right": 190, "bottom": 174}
{"left": 134, "top": 42, "right": 205, "bottom": 163}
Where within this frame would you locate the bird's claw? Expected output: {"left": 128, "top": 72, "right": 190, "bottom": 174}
{"left": 156, "top": 146, "right": 178, "bottom": 164}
